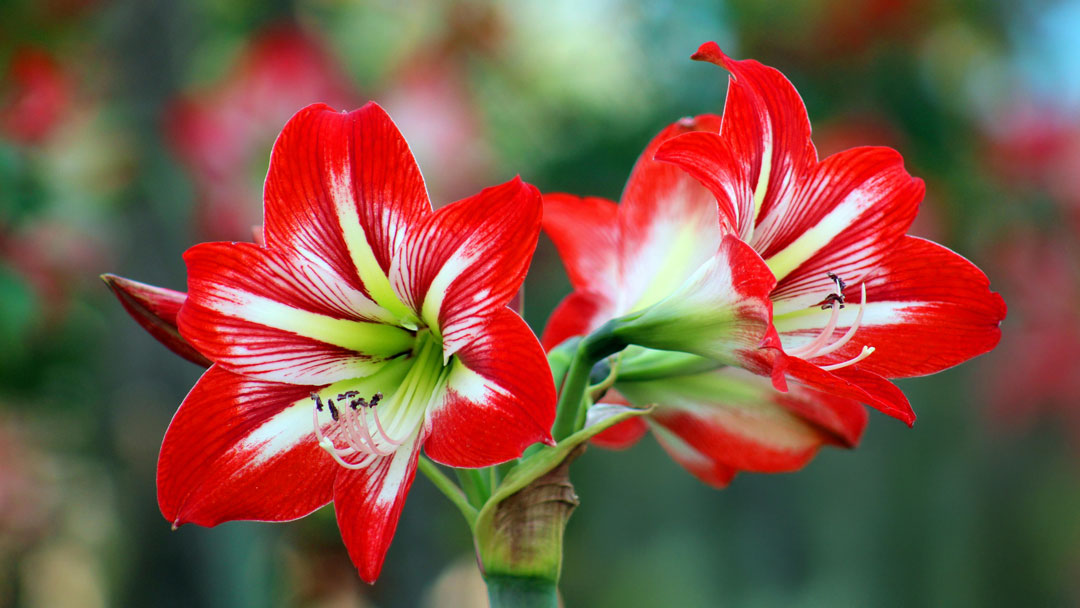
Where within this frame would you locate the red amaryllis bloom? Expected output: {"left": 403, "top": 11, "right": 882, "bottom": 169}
{"left": 146, "top": 103, "right": 554, "bottom": 582}
{"left": 167, "top": 25, "right": 357, "bottom": 241}
{"left": 542, "top": 44, "right": 1004, "bottom": 485}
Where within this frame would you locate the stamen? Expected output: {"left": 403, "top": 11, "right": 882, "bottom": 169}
{"left": 787, "top": 302, "right": 841, "bottom": 358}
{"left": 371, "top": 406, "right": 405, "bottom": 447}
{"left": 820, "top": 345, "right": 875, "bottom": 371}
{"left": 814, "top": 283, "right": 867, "bottom": 357}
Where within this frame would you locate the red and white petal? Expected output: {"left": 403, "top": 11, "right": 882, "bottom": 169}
{"left": 540, "top": 289, "right": 616, "bottom": 352}
{"left": 620, "top": 368, "right": 864, "bottom": 474}
{"left": 650, "top": 423, "right": 738, "bottom": 489}
{"left": 423, "top": 308, "right": 556, "bottom": 468}
{"left": 764, "top": 147, "right": 924, "bottom": 304}
{"left": 785, "top": 356, "right": 915, "bottom": 425}
{"left": 692, "top": 42, "right": 817, "bottom": 239}
{"left": 158, "top": 365, "right": 335, "bottom": 527}
{"left": 612, "top": 235, "right": 776, "bottom": 365}
{"left": 180, "top": 242, "right": 414, "bottom": 385}
{"left": 334, "top": 431, "right": 422, "bottom": 583}
{"left": 774, "top": 237, "right": 1006, "bottom": 378}
{"left": 393, "top": 177, "right": 543, "bottom": 359}
{"left": 541, "top": 193, "right": 621, "bottom": 291}
{"left": 653, "top": 129, "right": 752, "bottom": 238}
{"left": 261, "top": 103, "right": 429, "bottom": 320}
{"left": 101, "top": 274, "right": 211, "bottom": 367}
{"left": 590, "top": 417, "right": 649, "bottom": 450}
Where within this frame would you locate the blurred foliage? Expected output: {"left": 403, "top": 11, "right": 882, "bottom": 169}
{"left": 1, "top": 0, "right": 1078, "bottom": 606}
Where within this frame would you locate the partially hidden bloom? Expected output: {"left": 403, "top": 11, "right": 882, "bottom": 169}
{"left": 0, "top": 48, "right": 72, "bottom": 145}
{"left": 541, "top": 43, "right": 1005, "bottom": 486}
{"left": 114, "top": 103, "right": 556, "bottom": 581}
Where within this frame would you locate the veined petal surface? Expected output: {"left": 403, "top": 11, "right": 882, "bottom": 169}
{"left": 424, "top": 308, "right": 556, "bottom": 468}
{"left": 180, "top": 242, "right": 414, "bottom": 385}
{"left": 158, "top": 365, "right": 336, "bottom": 527}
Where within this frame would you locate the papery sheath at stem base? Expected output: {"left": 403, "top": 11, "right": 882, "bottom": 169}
{"left": 476, "top": 446, "right": 583, "bottom": 607}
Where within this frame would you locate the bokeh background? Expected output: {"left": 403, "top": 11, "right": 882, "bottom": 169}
{"left": 2, "top": 0, "right": 1079, "bottom": 606}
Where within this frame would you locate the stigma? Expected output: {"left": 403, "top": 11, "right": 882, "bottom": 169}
{"left": 787, "top": 273, "right": 875, "bottom": 371}
{"left": 311, "top": 390, "right": 403, "bottom": 469}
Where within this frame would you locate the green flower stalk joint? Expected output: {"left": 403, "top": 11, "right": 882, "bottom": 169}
{"left": 103, "top": 42, "right": 1005, "bottom": 605}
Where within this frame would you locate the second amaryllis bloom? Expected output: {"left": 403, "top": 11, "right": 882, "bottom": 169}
{"left": 140, "top": 103, "right": 555, "bottom": 582}
{"left": 542, "top": 43, "right": 1005, "bottom": 485}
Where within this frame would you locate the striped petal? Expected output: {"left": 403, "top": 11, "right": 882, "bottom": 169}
{"left": 423, "top": 308, "right": 556, "bottom": 468}
{"left": 100, "top": 274, "right": 211, "bottom": 367}
{"left": 689, "top": 42, "right": 817, "bottom": 241}
{"left": 542, "top": 193, "right": 621, "bottom": 291}
{"left": 261, "top": 103, "right": 429, "bottom": 322}
{"left": 334, "top": 430, "right": 422, "bottom": 583}
{"left": 618, "top": 367, "right": 866, "bottom": 475}
{"left": 180, "top": 241, "right": 414, "bottom": 385}
{"left": 617, "top": 117, "right": 731, "bottom": 313}
{"left": 785, "top": 356, "right": 915, "bottom": 425}
{"left": 392, "top": 177, "right": 542, "bottom": 360}
{"left": 158, "top": 365, "right": 335, "bottom": 527}
{"left": 764, "top": 147, "right": 924, "bottom": 302}
{"left": 774, "top": 236, "right": 1006, "bottom": 377}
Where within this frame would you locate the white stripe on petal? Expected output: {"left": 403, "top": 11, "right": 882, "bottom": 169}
{"left": 205, "top": 285, "right": 414, "bottom": 358}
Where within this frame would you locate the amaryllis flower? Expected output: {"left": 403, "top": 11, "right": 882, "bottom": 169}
{"left": 542, "top": 43, "right": 1004, "bottom": 485}
{"left": 167, "top": 25, "right": 357, "bottom": 241}
{"left": 134, "top": 103, "right": 555, "bottom": 582}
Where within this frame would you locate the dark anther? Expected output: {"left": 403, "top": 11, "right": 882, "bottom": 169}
{"left": 310, "top": 392, "right": 324, "bottom": 411}
{"left": 369, "top": 392, "right": 383, "bottom": 407}
{"left": 337, "top": 390, "right": 359, "bottom": 400}
{"left": 327, "top": 399, "right": 339, "bottom": 422}
{"left": 349, "top": 397, "right": 368, "bottom": 410}
{"left": 827, "top": 271, "right": 847, "bottom": 292}
{"left": 821, "top": 293, "right": 846, "bottom": 310}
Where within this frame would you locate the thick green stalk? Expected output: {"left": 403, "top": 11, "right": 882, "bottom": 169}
{"left": 485, "top": 575, "right": 559, "bottom": 608}
{"left": 550, "top": 321, "right": 624, "bottom": 441}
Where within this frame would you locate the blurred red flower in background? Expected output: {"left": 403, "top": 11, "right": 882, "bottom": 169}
{"left": 167, "top": 25, "right": 357, "bottom": 241}
{"left": 0, "top": 49, "right": 72, "bottom": 145}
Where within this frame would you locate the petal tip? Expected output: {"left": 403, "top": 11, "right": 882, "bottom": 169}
{"left": 691, "top": 41, "right": 728, "bottom": 66}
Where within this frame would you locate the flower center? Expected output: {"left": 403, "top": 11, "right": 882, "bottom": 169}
{"left": 785, "top": 273, "right": 875, "bottom": 371}
{"left": 312, "top": 331, "right": 448, "bottom": 468}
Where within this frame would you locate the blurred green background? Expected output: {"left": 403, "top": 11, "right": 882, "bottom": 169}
{"left": 2, "top": 0, "right": 1079, "bottom": 606}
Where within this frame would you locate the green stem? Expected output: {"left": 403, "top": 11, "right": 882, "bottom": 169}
{"left": 455, "top": 468, "right": 490, "bottom": 507}
{"left": 484, "top": 575, "right": 559, "bottom": 608}
{"left": 550, "top": 321, "right": 624, "bottom": 441}
{"left": 417, "top": 456, "right": 477, "bottom": 524}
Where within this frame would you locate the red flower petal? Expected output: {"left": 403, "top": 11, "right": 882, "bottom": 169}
{"left": 540, "top": 289, "right": 615, "bottom": 351}
{"left": 776, "top": 236, "right": 1006, "bottom": 378}
{"left": 621, "top": 368, "right": 865, "bottom": 474}
{"left": 765, "top": 147, "right": 924, "bottom": 301}
{"left": 620, "top": 114, "right": 733, "bottom": 246}
{"left": 334, "top": 432, "right": 422, "bottom": 583}
{"left": 423, "top": 308, "right": 556, "bottom": 467}
{"left": 691, "top": 42, "right": 817, "bottom": 239}
{"left": 261, "top": 103, "right": 430, "bottom": 319}
{"left": 100, "top": 274, "right": 211, "bottom": 367}
{"left": 392, "top": 177, "right": 542, "bottom": 359}
{"left": 158, "top": 365, "right": 335, "bottom": 527}
{"left": 541, "top": 193, "right": 621, "bottom": 291}
{"left": 590, "top": 417, "right": 649, "bottom": 450}
{"left": 180, "top": 242, "right": 414, "bottom": 385}
{"left": 651, "top": 424, "right": 738, "bottom": 489}
{"left": 786, "top": 356, "right": 915, "bottom": 425}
